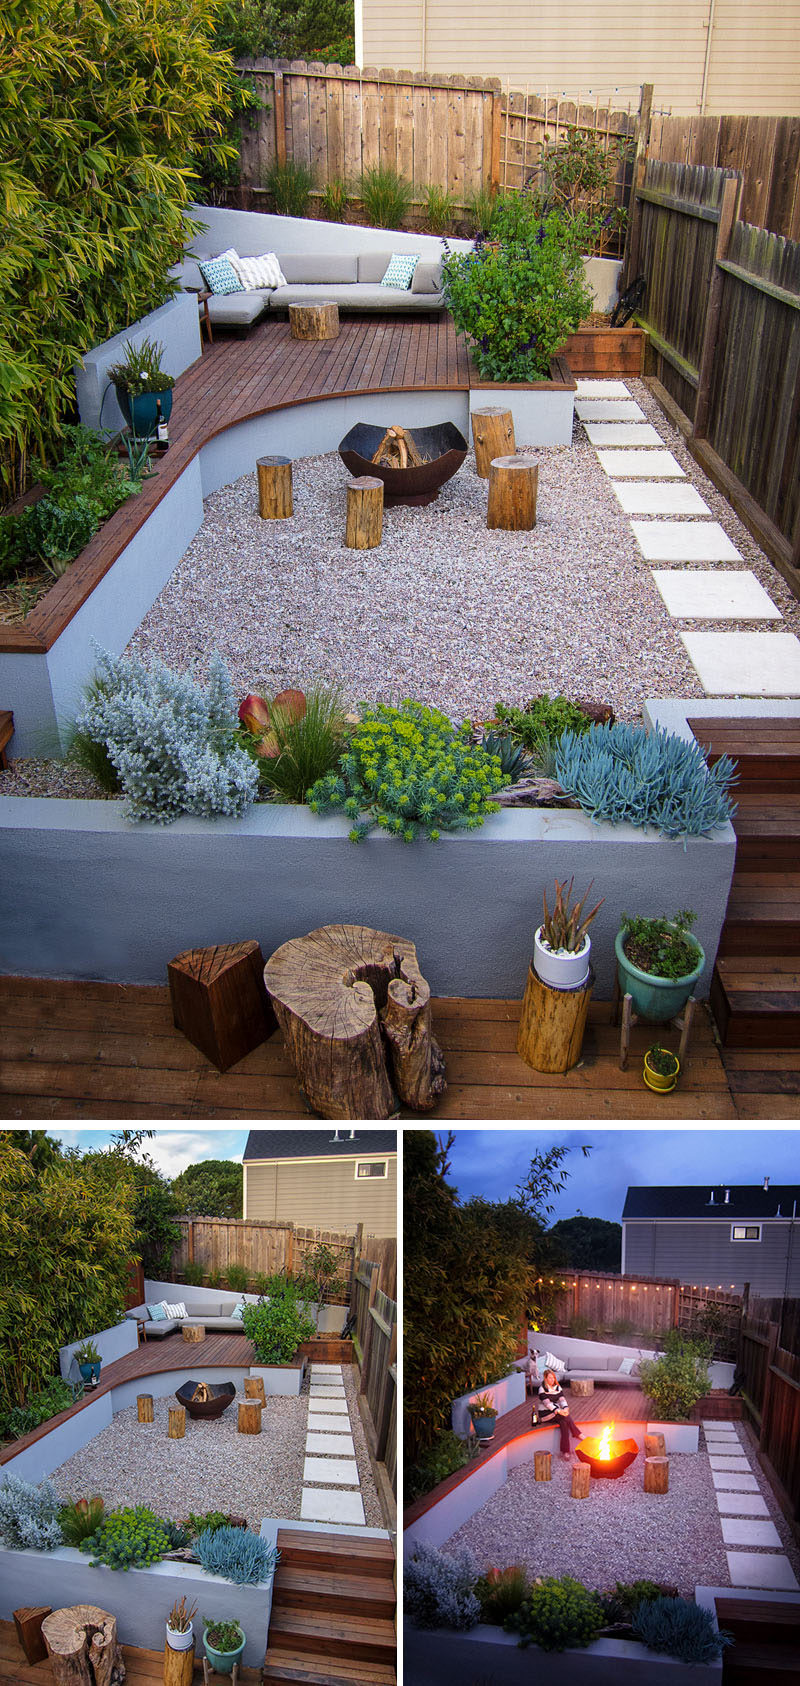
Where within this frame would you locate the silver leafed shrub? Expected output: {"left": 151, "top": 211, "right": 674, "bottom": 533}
{"left": 554, "top": 722, "right": 737, "bottom": 840}
{"left": 405, "top": 1542, "right": 481, "bottom": 1630}
{"left": 0, "top": 1475, "right": 64, "bottom": 1550}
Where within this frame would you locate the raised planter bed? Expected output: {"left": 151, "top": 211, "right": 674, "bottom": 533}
{"left": 468, "top": 355, "right": 576, "bottom": 445}
{"left": 690, "top": 1391, "right": 744, "bottom": 1421}
{"left": 560, "top": 324, "right": 645, "bottom": 376}
{"left": 404, "top": 1621, "right": 721, "bottom": 1684}
{"left": 298, "top": 1338, "right": 355, "bottom": 1363}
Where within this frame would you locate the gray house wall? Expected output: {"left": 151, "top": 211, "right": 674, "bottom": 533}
{"left": 623, "top": 1217, "right": 800, "bottom": 1294}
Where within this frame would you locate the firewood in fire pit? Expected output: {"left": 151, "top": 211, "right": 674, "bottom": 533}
{"left": 191, "top": 1382, "right": 212, "bottom": 1403}
{"left": 371, "top": 426, "right": 425, "bottom": 469}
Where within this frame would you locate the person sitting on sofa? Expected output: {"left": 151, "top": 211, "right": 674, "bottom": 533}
{"left": 538, "top": 1368, "right": 582, "bottom": 1460}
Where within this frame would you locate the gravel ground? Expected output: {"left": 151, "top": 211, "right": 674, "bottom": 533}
{"left": 47, "top": 1365, "right": 383, "bottom": 1529}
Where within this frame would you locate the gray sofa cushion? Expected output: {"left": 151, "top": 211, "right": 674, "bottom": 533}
{"left": 207, "top": 292, "right": 267, "bottom": 326}
{"left": 412, "top": 258, "right": 443, "bottom": 294}
{"left": 279, "top": 254, "right": 358, "bottom": 284}
{"left": 269, "top": 282, "right": 442, "bottom": 311}
{"left": 357, "top": 252, "right": 394, "bottom": 283}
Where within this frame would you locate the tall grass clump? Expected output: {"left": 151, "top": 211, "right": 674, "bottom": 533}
{"left": 320, "top": 177, "right": 348, "bottom": 220}
{"left": 360, "top": 166, "right": 413, "bottom": 228}
{"left": 264, "top": 158, "right": 315, "bottom": 216}
{"left": 423, "top": 184, "right": 455, "bottom": 233}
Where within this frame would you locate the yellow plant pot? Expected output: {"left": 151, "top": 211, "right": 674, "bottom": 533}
{"left": 643, "top": 1049, "right": 680, "bottom": 1093}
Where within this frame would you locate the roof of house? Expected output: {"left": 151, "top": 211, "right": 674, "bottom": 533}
{"left": 623, "top": 1185, "right": 800, "bottom": 1221}
{"left": 243, "top": 1130, "right": 397, "bottom": 1163}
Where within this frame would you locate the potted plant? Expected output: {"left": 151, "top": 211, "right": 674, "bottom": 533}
{"left": 533, "top": 877, "right": 604, "bottom": 990}
{"left": 74, "top": 1339, "right": 102, "bottom": 1386}
{"left": 107, "top": 336, "right": 175, "bottom": 439}
{"left": 643, "top": 1044, "right": 680, "bottom": 1093}
{"left": 468, "top": 1392, "right": 498, "bottom": 1441}
{"left": 166, "top": 1596, "right": 197, "bottom": 1652}
{"left": 202, "top": 1619, "right": 245, "bottom": 1674}
{"left": 615, "top": 909, "right": 704, "bottom": 1021}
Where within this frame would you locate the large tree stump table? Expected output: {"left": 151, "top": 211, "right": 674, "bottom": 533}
{"left": 168, "top": 940, "right": 276, "bottom": 1073}
{"left": 41, "top": 1607, "right": 125, "bottom": 1686}
{"left": 289, "top": 301, "right": 339, "bottom": 340}
{"left": 264, "top": 923, "right": 446, "bottom": 1119}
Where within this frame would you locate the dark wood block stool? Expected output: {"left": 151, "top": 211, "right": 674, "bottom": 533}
{"left": 168, "top": 939, "right": 276, "bottom": 1071}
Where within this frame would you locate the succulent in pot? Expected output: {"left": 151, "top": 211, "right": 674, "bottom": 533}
{"left": 533, "top": 877, "right": 604, "bottom": 991}
{"left": 166, "top": 1595, "right": 197, "bottom": 1651}
{"left": 643, "top": 1044, "right": 680, "bottom": 1093}
{"left": 468, "top": 1391, "right": 498, "bottom": 1440}
{"left": 616, "top": 908, "right": 704, "bottom": 1022}
{"left": 107, "top": 336, "right": 175, "bottom": 439}
{"left": 74, "top": 1339, "right": 102, "bottom": 1385}
{"left": 203, "top": 1619, "right": 246, "bottom": 1674}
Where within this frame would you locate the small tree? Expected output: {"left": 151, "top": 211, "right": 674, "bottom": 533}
{"left": 441, "top": 211, "right": 593, "bottom": 383}
{"left": 639, "top": 1331, "right": 712, "bottom": 1421}
{"left": 170, "top": 1160, "right": 243, "bottom": 1218}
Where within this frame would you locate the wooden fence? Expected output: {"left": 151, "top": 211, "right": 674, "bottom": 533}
{"left": 171, "top": 1215, "right": 359, "bottom": 1286}
{"left": 738, "top": 1293, "right": 800, "bottom": 1540}
{"left": 354, "top": 1256, "right": 397, "bottom": 1497}
{"left": 547, "top": 1268, "right": 742, "bottom": 1356}
{"left": 648, "top": 112, "right": 800, "bottom": 241}
{"left": 626, "top": 157, "right": 800, "bottom": 598}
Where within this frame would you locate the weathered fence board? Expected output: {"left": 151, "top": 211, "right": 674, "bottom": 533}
{"left": 171, "top": 1215, "right": 358, "bottom": 1284}
{"left": 353, "top": 1256, "right": 397, "bottom": 1498}
{"left": 649, "top": 111, "right": 800, "bottom": 240}
{"left": 548, "top": 1268, "right": 741, "bottom": 1354}
{"left": 739, "top": 1297, "right": 800, "bottom": 1538}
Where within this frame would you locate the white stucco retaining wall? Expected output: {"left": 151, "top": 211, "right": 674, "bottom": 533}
{"left": 75, "top": 294, "right": 202, "bottom": 435}
{"left": 404, "top": 1624, "right": 721, "bottom": 1685}
{"left": 451, "top": 1369, "right": 525, "bottom": 1437}
{"left": 532, "top": 1330, "right": 736, "bottom": 1392}
{"left": 0, "top": 1392, "right": 114, "bottom": 1485}
{"left": 59, "top": 1318, "right": 139, "bottom": 1385}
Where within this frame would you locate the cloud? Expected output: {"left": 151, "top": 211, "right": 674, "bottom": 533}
{"left": 50, "top": 1128, "right": 246, "bottom": 1180}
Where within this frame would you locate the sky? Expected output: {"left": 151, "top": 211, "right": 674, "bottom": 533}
{"left": 49, "top": 1128, "right": 248, "bottom": 1179}
{"left": 441, "top": 1127, "right": 800, "bottom": 1224}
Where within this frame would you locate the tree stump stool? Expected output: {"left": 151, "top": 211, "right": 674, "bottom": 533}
{"left": 644, "top": 1432, "right": 666, "bottom": 1458}
{"left": 164, "top": 1643, "right": 194, "bottom": 1686}
{"left": 471, "top": 407, "right": 515, "bottom": 477}
{"left": 345, "top": 476, "right": 383, "bottom": 549}
{"left": 571, "top": 1463, "right": 591, "bottom": 1499}
{"left": 534, "top": 1450, "right": 552, "bottom": 1482}
{"left": 256, "top": 456, "right": 293, "bottom": 520}
{"left": 42, "top": 1607, "right": 125, "bottom": 1686}
{"left": 168, "top": 1407, "right": 186, "bottom": 1439}
{"left": 289, "top": 301, "right": 339, "bottom": 340}
{"left": 264, "top": 923, "right": 446, "bottom": 1119}
{"left": 569, "top": 1377, "right": 594, "bottom": 1397}
{"left": 137, "top": 1395, "right": 154, "bottom": 1424}
{"left": 244, "top": 1377, "right": 266, "bottom": 1404}
{"left": 238, "top": 1400, "right": 262, "bottom": 1435}
{"left": 644, "top": 1456, "right": 669, "bottom": 1494}
{"left": 487, "top": 454, "right": 538, "bottom": 529}
{"left": 516, "top": 965, "right": 593, "bottom": 1074}
{"left": 168, "top": 940, "right": 276, "bottom": 1073}
{"left": 13, "top": 1608, "right": 52, "bottom": 1665}
{"left": 182, "top": 1324, "right": 205, "bottom": 1343}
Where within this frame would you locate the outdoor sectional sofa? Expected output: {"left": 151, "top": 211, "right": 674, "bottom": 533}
{"left": 514, "top": 1348, "right": 646, "bottom": 1390}
{"left": 126, "top": 1297, "right": 248, "bottom": 1337}
{"left": 171, "top": 248, "right": 445, "bottom": 330}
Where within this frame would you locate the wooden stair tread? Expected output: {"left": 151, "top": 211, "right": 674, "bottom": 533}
{"left": 274, "top": 1566, "right": 395, "bottom": 1613}
{"left": 723, "top": 1641, "right": 800, "bottom": 1675}
{"left": 263, "top": 1652, "right": 395, "bottom": 1685}
{"left": 269, "top": 1611, "right": 395, "bottom": 1644}
{"left": 716, "top": 1597, "right": 800, "bottom": 1628}
{"left": 276, "top": 1528, "right": 394, "bottom": 1575}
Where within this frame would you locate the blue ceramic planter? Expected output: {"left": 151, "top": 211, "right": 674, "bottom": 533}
{"left": 78, "top": 1361, "right": 101, "bottom": 1384}
{"left": 614, "top": 925, "right": 705, "bottom": 1022}
{"left": 203, "top": 1631, "right": 245, "bottom": 1675}
{"left": 116, "top": 387, "right": 173, "bottom": 438}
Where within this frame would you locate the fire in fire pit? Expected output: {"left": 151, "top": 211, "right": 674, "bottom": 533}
{"left": 575, "top": 1422, "right": 639, "bottom": 1479}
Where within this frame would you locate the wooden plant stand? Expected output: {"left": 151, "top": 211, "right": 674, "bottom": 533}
{"left": 289, "top": 301, "right": 339, "bottom": 340}
{"left": 168, "top": 940, "right": 276, "bottom": 1073}
{"left": 203, "top": 1662, "right": 239, "bottom": 1686}
{"left": 516, "top": 965, "right": 593, "bottom": 1075}
{"left": 164, "top": 1643, "right": 194, "bottom": 1686}
{"left": 487, "top": 454, "right": 538, "bottom": 529}
{"left": 471, "top": 407, "right": 515, "bottom": 477}
{"left": 13, "top": 1608, "right": 52, "bottom": 1665}
{"left": 570, "top": 1377, "right": 594, "bottom": 1397}
{"left": 257, "top": 455, "right": 293, "bottom": 519}
{"left": 345, "top": 476, "right": 383, "bottom": 549}
{"left": 264, "top": 922, "right": 446, "bottom": 1119}
{"left": 238, "top": 1400, "right": 262, "bottom": 1435}
{"left": 42, "top": 1607, "right": 125, "bottom": 1686}
{"left": 182, "top": 1324, "right": 205, "bottom": 1344}
{"left": 611, "top": 976, "right": 697, "bottom": 1072}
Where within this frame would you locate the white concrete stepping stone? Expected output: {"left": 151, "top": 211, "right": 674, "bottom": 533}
{"left": 301, "top": 1487, "right": 365, "bottom": 1525}
{"left": 727, "top": 1552, "right": 799, "bottom": 1590}
{"left": 310, "top": 1363, "right": 342, "bottom": 1372}
{"left": 631, "top": 520, "right": 742, "bottom": 561}
{"left": 715, "top": 1493, "right": 769, "bottom": 1516}
{"left": 575, "top": 379, "right": 632, "bottom": 397}
{"left": 613, "top": 481, "right": 710, "bottom": 516}
{"left": 306, "top": 1432, "right": 356, "bottom": 1456}
{"left": 652, "top": 570, "right": 780, "bottom": 619}
{"left": 712, "top": 1470, "right": 759, "bottom": 1490}
{"left": 596, "top": 448, "right": 685, "bottom": 477}
{"left": 680, "top": 631, "right": 800, "bottom": 695}
{"left": 308, "top": 1394, "right": 348, "bottom": 1412}
{"left": 577, "top": 399, "right": 646, "bottom": 421}
{"left": 704, "top": 1421, "right": 737, "bottom": 1429}
{"left": 303, "top": 1455, "right": 359, "bottom": 1486}
{"left": 584, "top": 422, "right": 664, "bottom": 446}
{"left": 709, "top": 1456, "right": 751, "bottom": 1471}
{"left": 721, "top": 1518, "right": 782, "bottom": 1547}
{"left": 308, "top": 1413, "right": 352, "bottom": 1432}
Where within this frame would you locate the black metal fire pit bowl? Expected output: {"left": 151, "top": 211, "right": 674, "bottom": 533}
{"left": 338, "top": 421, "right": 468, "bottom": 506}
{"left": 176, "top": 1380, "right": 236, "bottom": 1420}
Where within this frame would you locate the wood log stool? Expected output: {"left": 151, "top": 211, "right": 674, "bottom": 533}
{"left": 182, "top": 1324, "right": 205, "bottom": 1343}
{"left": 168, "top": 939, "right": 276, "bottom": 1073}
{"left": 42, "top": 1607, "right": 125, "bottom": 1686}
{"left": 644, "top": 1456, "right": 669, "bottom": 1494}
{"left": 244, "top": 1376, "right": 266, "bottom": 1404}
{"left": 256, "top": 456, "right": 293, "bottom": 520}
{"left": 238, "top": 1400, "right": 262, "bottom": 1435}
{"left": 644, "top": 1431, "right": 666, "bottom": 1457}
{"left": 471, "top": 407, "right": 516, "bottom": 477}
{"left": 137, "top": 1394, "right": 154, "bottom": 1424}
{"left": 164, "top": 1643, "right": 194, "bottom": 1686}
{"left": 569, "top": 1377, "right": 594, "bottom": 1397}
{"left": 487, "top": 454, "right": 538, "bottom": 529}
{"left": 264, "top": 923, "right": 446, "bottom": 1119}
{"left": 13, "top": 1608, "right": 52, "bottom": 1665}
{"left": 534, "top": 1450, "right": 551, "bottom": 1482}
{"left": 289, "top": 300, "right": 339, "bottom": 340}
{"left": 345, "top": 476, "right": 383, "bottom": 550}
{"left": 571, "top": 1463, "right": 591, "bottom": 1499}
{"left": 168, "top": 1407, "right": 186, "bottom": 1438}
{"left": 516, "top": 965, "right": 593, "bottom": 1074}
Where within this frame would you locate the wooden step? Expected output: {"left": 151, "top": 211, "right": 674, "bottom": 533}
{"left": 272, "top": 1566, "right": 396, "bottom": 1620}
{"left": 689, "top": 716, "right": 800, "bottom": 789}
{"left": 276, "top": 1528, "right": 394, "bottom": 1580}
{"left": 716, "top": 1596, "right": 800, "bottom": 1644}
{"left": 723, "top": 1642, "right": 800, "bottom": 1682}
{"left": 267, "top": 1609, "right": 395, "bottom": 1666}
{"left": 731, "top": 793, "right": 800, "bottom": 871}
{"left": 262, "top": 1651, "right": 395, "bottom": 1685}
{"left": 718, "top": 876, "right": 800, "bottom": 955}
{"left": 711, "top": 955, "right": 800, "bottom": 1047}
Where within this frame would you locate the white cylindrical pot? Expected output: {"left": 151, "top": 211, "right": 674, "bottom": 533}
{"left": 166, "top": 1626, "right": 194, "bottom": 1652}
{"left": 533, "top": 928, "right": 591, "bottom": 990}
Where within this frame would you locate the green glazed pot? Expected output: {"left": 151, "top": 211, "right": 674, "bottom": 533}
{"left": 115, "top": 387, "right": 172, "bottom": 438}
{"left": 615, "top": 925, "right": 705, "bottom": 1022}
{"left": 202, "top": 1631, "right": 245, "bottom": 1675}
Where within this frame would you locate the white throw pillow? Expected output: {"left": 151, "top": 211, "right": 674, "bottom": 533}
{"left": 537, "top": 1349, "right": 566, "bottom": 1376}
{"left": 161, "top": 1299, "right": 187, "bottom": 1319}
{"left": 618, "top": 1356, "right": 636, "bottom": 1374}
{"left": 233, "top": 252, "right": 287, "bottom": 291}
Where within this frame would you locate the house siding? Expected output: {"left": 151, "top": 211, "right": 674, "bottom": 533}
{"left": 245, "top": 1155, "right": 397, "bottom": 1237}
{"left": 623, "top": 1217, "right": 800, "bottom": 1294}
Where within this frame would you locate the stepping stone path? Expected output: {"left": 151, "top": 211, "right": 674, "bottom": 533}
{"left": 578, "top": 379, "right": 800, "bottom": 697}
{"left": 301, "top": 1363, "right": 366, "bottom": 1527}
{"left": 699, "top": 1420, "right": 798, "bottom": 1590}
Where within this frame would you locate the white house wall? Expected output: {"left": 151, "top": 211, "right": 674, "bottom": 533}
{"left": 623, "top": 1216, "right": 800, "bottom": 1294}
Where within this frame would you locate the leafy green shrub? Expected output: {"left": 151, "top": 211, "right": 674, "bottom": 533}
{"left": 405, "top": 1430, "right": 470, "bottom": 1503}
{"left": 360, "top": 165, "right": 413, "bottom": 228}
{"left": 405, "top": 1543, "right": 481, "bottom": 1630}
{"left": 0, "top": 513, "right": 29, "bottom": 581}
{"left": 535, "top": 127, "right": 630, "bottom": 255}
{"left": 423, "top": 185, "right": 455, "bottom": 233}
{"left": 506, "top": 1576, "right": 605, "bottom": 1651}
{"left": 241, "top": 1282, "right": 315, "bottom": 1363}
{"left": 639, "top": 1333, "right": 711, "bottom": 1421}
{"left": 308, "top": 700, "right": 503, "bottom": 842}
{"left": 0, "top": 1476, "right": 64, "bottom": 1550}
{"left": 183, "top": 1509, "right": 234, "bottom": 1538}
{"left": 0, "top": 1377, "right": 81, "bottom": 1440}
{"left": 81, "top": 1504, "right": 171, "bottom": 1570}
{"left": 21, "top": 496, "right": 99, "bottom": 576}
{"left": 195, "top": 1525, "right": 280, "bottom": 1584}
{"left": 620, "top": 910, "right": 701, "bottom": 979}
{"left": 495, "top": 696, "right": 596, "bottom": 754}
{"left": 180, "top": 1263, "right": 205, "bottom": 1286}
{"left": 264, "top": 158, "right": 315, "bottom": 216}
{"left": 242, "top": 684, "right": 349, "bottom": 805}
{"left": 601, "top": 1579, "right": 673, "bottom": 1625}
{"left": 320, "top": 178, "right": 348, "bottom": 220}
{"left": 226, "top": 1263, "right": 248, "bottom": 1292}
{"left": 476, "top": 1564, "right": 531, "bottom": 1624}
{"left": 631, "top": 1597, "right": 732, "bottom": 1664}
{"left": 554, "top": 722, "right": 737, "bottom": 840}
{"left": 442, "top": 211, "right": 592, "bottom": 381}
{"left": 59, "top": 1495, "right": 106, "bottom": 1546}
{"left": 40, "top": 426, "right": 139, "bottom": 522}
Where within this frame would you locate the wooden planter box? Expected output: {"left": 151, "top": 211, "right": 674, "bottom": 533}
{"left": 298, "top": 1337, "right": 354, "bottom": 1363}
{"left": 559, "top": 324, "right": 645, "bottom": 376}
{"left": 690, "top": 1391, "right": 744, "bottom": 1421}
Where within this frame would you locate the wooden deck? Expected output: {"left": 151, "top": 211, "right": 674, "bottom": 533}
{"left": 0, "top": 1624, "right": 264, "bottom": 1686}
{"left": 4, "top": 973, "right": 795, "bottom": 1119}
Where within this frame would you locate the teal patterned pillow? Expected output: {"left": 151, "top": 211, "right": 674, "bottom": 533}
{"left": 198, "top": 257, "right": 244, "bottom": 295}
{"left": 380, "top": 253, "right": 419, "bottom": 289}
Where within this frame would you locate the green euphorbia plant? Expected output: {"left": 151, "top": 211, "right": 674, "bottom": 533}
{"left": 441, "top": 211, "right": 593, "bottom": 382}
